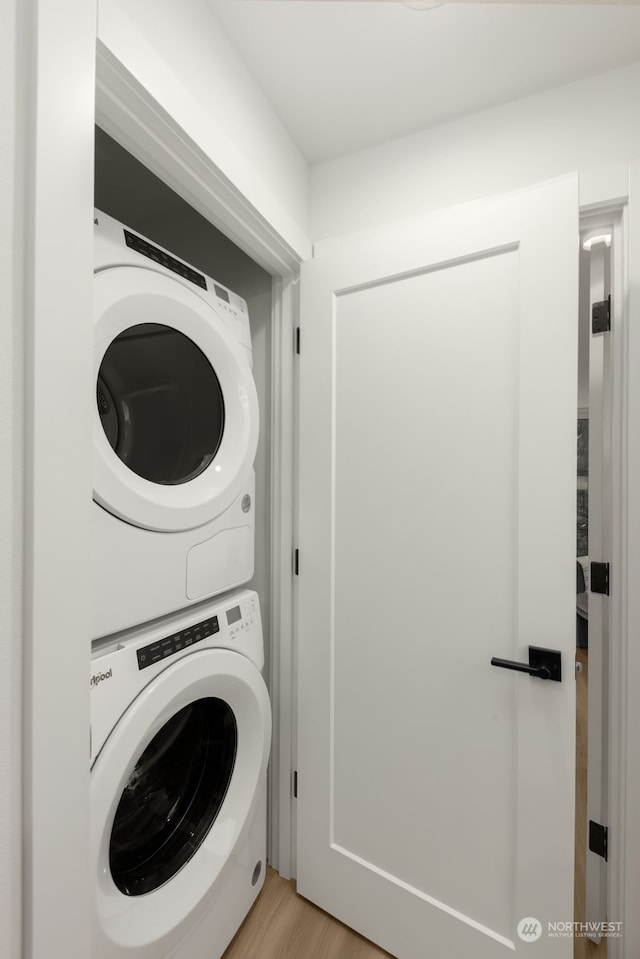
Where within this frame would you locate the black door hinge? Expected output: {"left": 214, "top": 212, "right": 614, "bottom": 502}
{"left": 592, "top": 295, "right": 611, "bottom": 335}
{"left": 293, "top": 770, "right": 298, "bottom": 798}
{"left": 294, "top": 548, "right": 299, "bottom": 576}
{"left": 295, "top": 327, "right": 301, "bottom": 355}
{"left": 589, "top": 820, "right": 608, "bottom": 861}
{"left": 591, "top": 562, "right": 610, "bottom": 596}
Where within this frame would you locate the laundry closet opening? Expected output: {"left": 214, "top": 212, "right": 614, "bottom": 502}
{"left": 94, "top": 124, "right": 274, "bottom": 682}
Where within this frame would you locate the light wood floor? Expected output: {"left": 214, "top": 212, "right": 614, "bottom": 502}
{"left": 223, "top": 867, "right": 393, "bottom": 959}
{"left": 223, "top": 647, "right": 606, "bottom": 959}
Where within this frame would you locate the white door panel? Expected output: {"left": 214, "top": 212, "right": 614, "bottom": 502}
{"left": 297, "top": 177, "right": 578, "bottom": 957}
{"left": 332, "top": 252, "right": 518, "bottom": 941}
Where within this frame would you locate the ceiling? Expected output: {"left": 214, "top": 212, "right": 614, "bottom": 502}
{"left": 207, "top": 1, "right": 640, "bottom": 164}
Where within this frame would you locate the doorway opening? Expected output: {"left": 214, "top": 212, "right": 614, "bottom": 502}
{"left": 574, "top": 215, "right": 618, "bottom": 958}
{"left": 93, "top": 124, "right": 277, "bottom": 855}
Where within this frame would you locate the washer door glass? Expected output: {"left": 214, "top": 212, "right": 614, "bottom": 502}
{"left": 97, "top": 323, "right": 225, "bottom": 486}
{"left": 109, "top": 697, "right": 237, "bottom": 896}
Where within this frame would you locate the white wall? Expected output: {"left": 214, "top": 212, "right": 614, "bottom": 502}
{"left": 1, "top": 2, "right": 23, "bottom": 957}
{"left": 98, "top": 0, "right": 310, "bottom": 257}
{"left": 310, "top": 60, "right": 640, "bottom": 241}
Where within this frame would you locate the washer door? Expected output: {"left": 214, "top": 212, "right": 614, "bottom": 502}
{"left": 91, "top": 648, "right": 271, "bottom": 958}
{"left": 94, "top": 267, "right": 259, "bottom": 532}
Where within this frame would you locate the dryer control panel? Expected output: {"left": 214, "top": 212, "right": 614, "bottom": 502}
{"left": 123, "top": 228, "right": 207, "bottom": 290}
{"left": 94, "top": 209, "right": 252, "bottom": 357}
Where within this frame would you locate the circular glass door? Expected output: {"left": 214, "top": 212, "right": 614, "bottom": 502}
{"left": 97, "top": 323, "right": 225, "bottom": 487}
{"left": 93, "top": 268, "right": 259, "bottom": 532}
{"left": 110, "top": 697, "right": 237, "bottom": 896}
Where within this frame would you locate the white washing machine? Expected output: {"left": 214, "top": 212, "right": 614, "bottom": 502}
{"left": 90, "top": 588, "right": 271, "bottom": 959}
{"left": 93, "top": 210, "right": 259, "bottom": 639}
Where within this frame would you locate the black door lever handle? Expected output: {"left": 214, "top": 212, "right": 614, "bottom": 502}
{"left": 490, "top": 657, "right": 550, "bottom": 679}
{"left": 491, "top": 646, "right": 562, "bottom": 682}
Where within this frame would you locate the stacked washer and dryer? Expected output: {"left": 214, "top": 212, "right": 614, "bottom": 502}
{"left": 90, "top": 211, "right": 271, "bottom": 959}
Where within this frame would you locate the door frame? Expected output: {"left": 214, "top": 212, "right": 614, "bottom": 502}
{"left": 555, "top": 168, "right": 636, "bottom": 957}
{"left": 578, "top": 162, "right": 640, "bottom": 956}
{"left": 579, "top": 197, "right": 624, "bottom": 952}
{"left": 623, "top": 157, "right": 640, "bottom": 954}
{"left": 10, "top": 1, "right": 98, "bottom": 957}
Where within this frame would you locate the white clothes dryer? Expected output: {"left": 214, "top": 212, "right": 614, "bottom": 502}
{"left": 92, "top": 210, "right": 259, "bottom": 639}
{"left": 90, "top": 588, "right": 271, "bottom": 959}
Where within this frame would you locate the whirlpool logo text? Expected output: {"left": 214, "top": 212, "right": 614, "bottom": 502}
{"left": 90, "top": 667, "right": 113, "bottom": 688}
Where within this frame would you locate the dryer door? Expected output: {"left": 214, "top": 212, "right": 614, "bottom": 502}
{"left": 91, "top": 648, "right": 271, "bottom": 958}
{"left": 93, "top": 267, "right": 259, "bottom": 532}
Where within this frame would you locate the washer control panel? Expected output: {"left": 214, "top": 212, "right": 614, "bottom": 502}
{"left": 133, "top": 592, "right": 260, "bottom": 671}
{"left": 137, "top": 615, "right": 220, "bottom": 670}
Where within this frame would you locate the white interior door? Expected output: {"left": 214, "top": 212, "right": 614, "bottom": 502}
{"left": 296, "top": 176, "right": 578, "bottom": 958}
